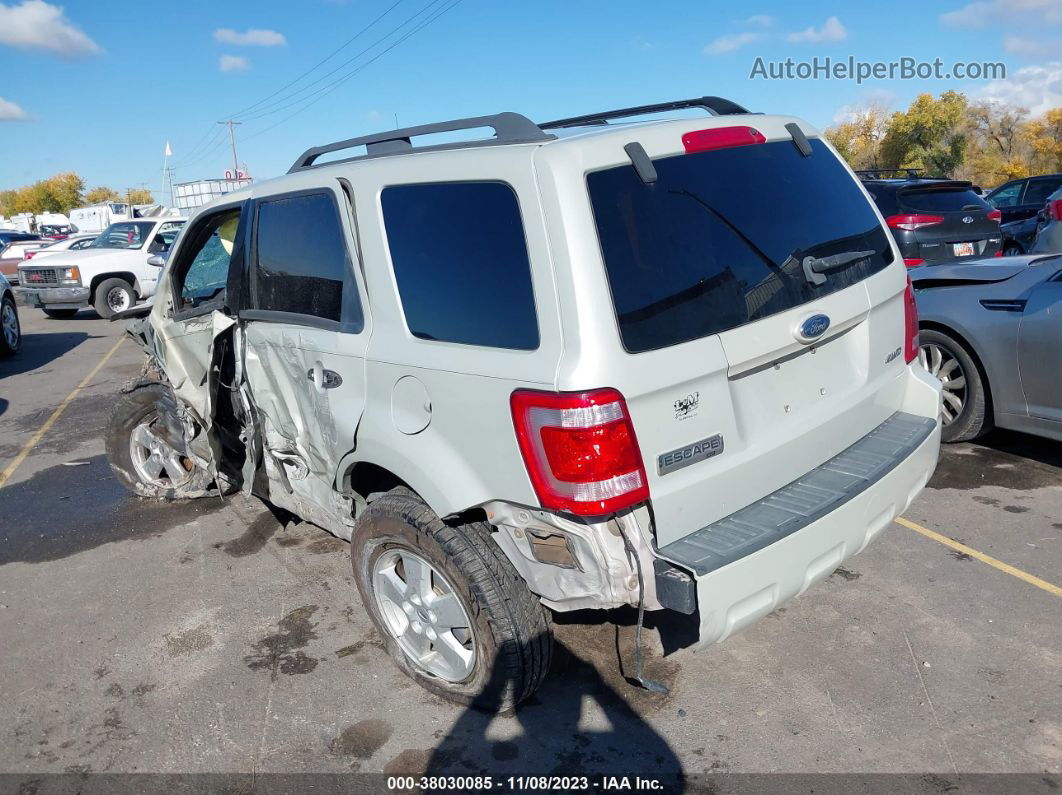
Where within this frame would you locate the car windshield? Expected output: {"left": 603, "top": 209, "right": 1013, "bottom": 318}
{"left": 587, "top": 138, "right": 893, "bottom": 353}
{"left": 90, "top": 222, "right": 155, "bottom": 250}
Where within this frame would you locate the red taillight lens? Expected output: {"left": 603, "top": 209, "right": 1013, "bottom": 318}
{"left": 1048, "top": 199, "right": 1062, "bottom": 222}
{"left": 886, "top": 214, "right": 945, "bottom": 231}
{"left": 994, "top": 249, "right": 1003, "bottom": 257}
{"left": 682, "top": 126, "right": 765, "bottom": 154}
{"left": 510, "top": 388, "right": 650, "bottom": 516}
{"left": 903, "top": 276, "right": 919, "bottom": 364}
{"left": 904, "top": 258, "right": 925, "bottom": 267}
{"left": 987, "top": 208, "right": 1002, "bottom": 223}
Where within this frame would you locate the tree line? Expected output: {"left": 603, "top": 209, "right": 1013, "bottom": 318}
{"left": 0, "top": 173, "right": 154, "bottom": 218}
{"left": 826, "top": 91, "right": 1062, "bottom": 189}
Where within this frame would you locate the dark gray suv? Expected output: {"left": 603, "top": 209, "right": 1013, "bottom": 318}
{"left": 860, "top": 173, "right": 1002, "bottom": 267}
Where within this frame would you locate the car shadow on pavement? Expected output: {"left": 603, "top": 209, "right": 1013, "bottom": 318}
{"left": 419, "top": 635, "right": 684, "bottom": 786}
{"left": 0, "top": 330, "right": 95, "bottom": 380}
{"left": 974, "top": 428, "right": 1062, "bottom": 469}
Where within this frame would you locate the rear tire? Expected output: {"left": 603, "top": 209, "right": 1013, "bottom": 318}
{"left": 43, "top": 308, "right": 78, "bottom": 319}
{"left": 0, "top": 293, "right": 20, "bottom": 356}
{"left": 1002, "top": 243, "right": 1023, "bottom": 257}
{"left": 918, "top": 328, "right": 991, "bottom": 443}
{"left": 351, "top": 488, "right": 552, "bottom": 711}
{"left": 93, "top": 278, "right": 135, "bottom": 319}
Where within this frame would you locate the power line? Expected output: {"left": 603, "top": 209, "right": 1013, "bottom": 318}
{"left": 229, "top": 0, "right": 408, "bottom": 119}
{"left": 235, "top": 0, "right": 446, "bottom": 123}
{"left": 242, "top": 0, "right": 464, "bottom": 144}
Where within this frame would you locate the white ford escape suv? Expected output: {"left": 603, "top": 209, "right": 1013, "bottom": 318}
{"left": 106, "top": 96, "right": 942, "bottom": 709}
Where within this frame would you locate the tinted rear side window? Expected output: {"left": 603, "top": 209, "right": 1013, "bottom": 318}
{"left": 254, "top": 192, "right": 361, "bottom": 327}
{"left": 382, "top": 182, "right": 538, "bottom": 350}
{"left": 899, "top": 187, "right": 988, "bottom": 213}
{"left": 588, "top": 138, "right": 892, "bottom": 353}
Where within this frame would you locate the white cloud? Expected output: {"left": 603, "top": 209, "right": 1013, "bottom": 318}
{"left": 0, "top": 1, "right": 101, "bottom": 57}
{"left": 0, "top": 96, "right": 28, "bottom": 120}
{"left": 743, "top": 14, "right": 775, "bottom": 27}
{"left": 366, "top": 110, "right": 383, "bottom": 122}
{"left": 1004, "top": 35, "right": 1061, "bottom": 57}
{"left": 786, "top": 16, "right": 847, "bottom": 43}
{"left": 219, "top": 55, "right": 249, "bottom": 73}
{"left": 704, "top": 31, "right": 764, "bottom": 55}
{"left": 832, "top": 90, "right": 897, "bottom": 124}
{"left": 941, "top": 0, "right": 1062, "bottom": 28}
{"left": 213, "top": 28, "right": 286, "bottom": 46}
{"left": 979, "top": 61, "right": 1062, "bottom": 116}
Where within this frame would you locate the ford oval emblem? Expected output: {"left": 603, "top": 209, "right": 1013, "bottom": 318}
{"left": 797, "top": 314, "right": 831, "bottom": 342}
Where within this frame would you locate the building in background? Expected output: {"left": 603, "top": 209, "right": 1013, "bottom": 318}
{"left": 173, "top": 176, "right": 253, "bottom": 212}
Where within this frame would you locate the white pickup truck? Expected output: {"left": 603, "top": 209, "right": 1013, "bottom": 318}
{"left": 17, "top": 218, "right": 184, "bottom": 319}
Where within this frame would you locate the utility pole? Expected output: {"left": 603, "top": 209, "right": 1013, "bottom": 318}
{"left": 217, "top": 119, "right": 243, "bottom": 177}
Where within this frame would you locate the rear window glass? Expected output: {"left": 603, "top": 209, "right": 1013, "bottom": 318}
{"left": 382, "top": 181, "right": 538, "bottom": 351}
{"left": 899, "top": 187, "right": 988, "bottom": 212}
{"left": 587, "top": 138, "right": 892, "bottom": 353}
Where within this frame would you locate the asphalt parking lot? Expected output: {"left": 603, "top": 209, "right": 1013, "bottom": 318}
{"left": 0, "top": 301, "right": 1059, "bottom": 788}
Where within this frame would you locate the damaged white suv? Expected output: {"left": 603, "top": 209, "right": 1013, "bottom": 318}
{"left": 106, "top": 97, "right": 942, "bottom": 708}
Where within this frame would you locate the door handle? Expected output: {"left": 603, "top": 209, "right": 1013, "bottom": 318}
{"left": 306, "top": 366, "right": 343, "bottom": 389}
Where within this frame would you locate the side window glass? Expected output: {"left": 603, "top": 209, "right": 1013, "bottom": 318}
{"left": 381, "top": 181, "right": 538, "bottom": 350}
{"left": 253, "top": 192, "right": 359, "bottom": 326}
{"left": 1023, "top": 179, "right": 1062, "bottom": 206}
{"left": 988, "top": 182, "right": 1022, "bottom": 208}
{"left": 177, "top": 211, "right": 240, "bottom": 310}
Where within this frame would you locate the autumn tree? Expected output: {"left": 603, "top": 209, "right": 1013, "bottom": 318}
{"left": 125, "top": 188, "right": 155, "bottom": 205}
{"left": 0, "top": 172, "right": 85, "bottom": 215}
{"left": 878, "top": 91, "right": 970, "bottom": 176}
{"left": 85, "top": 186, "right": 121, "bottom": 204}
{"left": 824, "top": 104, "right": 890, "bottom": 170}
{"left": 960, "top": 103, "right": 1031, "bottom": 187}
{"left": 1024, "top": 108, "right": 1062, "bottom": 173}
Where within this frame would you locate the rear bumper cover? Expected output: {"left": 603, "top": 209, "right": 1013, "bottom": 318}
{"left": 18, "top": 286, "right": 90, "bottom": 307}
{"left": 659, "top": 409, "right": 940, "bottom": 648}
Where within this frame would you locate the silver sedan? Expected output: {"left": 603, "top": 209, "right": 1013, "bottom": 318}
{"left": 912, "top": 254, "right": 1062, "bottom": 442}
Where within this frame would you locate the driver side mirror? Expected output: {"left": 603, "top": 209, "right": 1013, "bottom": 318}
{"left": 147, "top": 254, "right": 167, "bottom": 268}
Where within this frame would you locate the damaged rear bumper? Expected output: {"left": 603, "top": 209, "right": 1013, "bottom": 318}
{"left": 658, "top": 411, "right": 939, "bottom": 648}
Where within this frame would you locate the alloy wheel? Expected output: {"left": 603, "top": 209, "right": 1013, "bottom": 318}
{"left": 128, "top": 417, "right": 195, "bottom": 489}
{"left": 1, "top": 301, "right": 19, "bottom": 350}
{"left": 372, "top": 548, "right": 476, "bottom": 682}
{"left": 919, "top": 342, "right": 967, "bottom": 425}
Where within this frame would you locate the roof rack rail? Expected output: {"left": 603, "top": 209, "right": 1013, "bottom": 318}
{"left": 855, "top": 168, "right": 925, "bottom": 180}
{"left": 539, "top": 96, "right": 750, "bottom": 130}
{"left": 288, "top": 112, "right": 553, "bottom": 173}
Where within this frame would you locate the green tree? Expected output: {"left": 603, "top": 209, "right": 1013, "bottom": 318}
{"left": 85, "top": 186, "right": 120, "bottom": 205}
{"left": 878, "top": 91, "right": 970, "bottom": 176}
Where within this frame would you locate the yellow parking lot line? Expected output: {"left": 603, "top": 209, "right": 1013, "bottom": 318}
{"left": 896, "top": 516, "right": 1062, "bottom": 598}
{"left": 0, "top": 336, "right": 124, "bottom": 490}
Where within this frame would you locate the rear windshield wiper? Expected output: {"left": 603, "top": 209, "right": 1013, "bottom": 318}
{"left": 795, "top": 249, "right": 875, "bottom": 286}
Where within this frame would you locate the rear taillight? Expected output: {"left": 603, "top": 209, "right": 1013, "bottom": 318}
{"left": 904, "top": 258, "right": 925, "bottom": 267}
{"left": 987, "top": 208, "right": 1002, "bottom": 223}
{"left": 510, "top": 388, "right": 650, "bottom": 516}
{"left": 1048, "top": 199, "right": 1062, "bottom": 222}
{"left": 682, "top": 126, "right": 765, "bottom": 154}
{"left": 994, "top": 249, "right": 1003, "bottom": 257}
{"left": 903, "top": 276, "right": 919, "bottom": 364}
{"left": 886, "top": 214, "right": 945, "bottom": 231}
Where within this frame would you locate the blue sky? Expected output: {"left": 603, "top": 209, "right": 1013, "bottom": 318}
{"left": 1, "top": 0, "right": 1059, "bottom": 197}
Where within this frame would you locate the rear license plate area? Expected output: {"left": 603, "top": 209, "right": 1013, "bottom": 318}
{"left": 953, "top": 242, "right": 975, "bottom": 257}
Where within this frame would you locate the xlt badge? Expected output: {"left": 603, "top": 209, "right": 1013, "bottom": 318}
{"left": 658, "top": 434, "right": 724, "bottom": 476}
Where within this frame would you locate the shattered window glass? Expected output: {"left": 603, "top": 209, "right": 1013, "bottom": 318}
{"left": 179, "top": 211, "right": 238, "bottom": 308}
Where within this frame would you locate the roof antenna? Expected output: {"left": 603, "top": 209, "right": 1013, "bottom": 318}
{"left": 624, "top": 142, "right": 657, "bottom": 185}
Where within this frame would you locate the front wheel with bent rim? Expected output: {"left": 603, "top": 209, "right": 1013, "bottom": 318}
{"left": 106, "top": 382, "right": 214, "bottom": 498}
{"left": 93, "top": 277, "right": 135, "bottom": 319}
{"left": 918, "top": 328, "right": 991, "bottom": 443}
{"left": 0, "top": 294, "right": 20, "bottom": 356}
{"left": 351, "top": 488, "right": 552, "bottom": 711}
